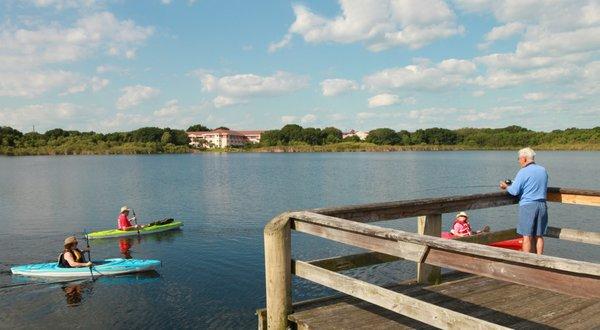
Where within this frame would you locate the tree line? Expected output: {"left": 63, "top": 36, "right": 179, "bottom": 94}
{"left": 1, "top": 124, "right": 599, "bottom": 155}
{"left": 258, "top": 124, "right": 600, "bottom": 148}
{"left": 0, "top": 126, "right": 191, "bottom": 155}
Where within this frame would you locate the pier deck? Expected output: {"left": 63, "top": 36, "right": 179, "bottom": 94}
{"left": 260, "top": 188, "right": 600, "bottom": 329}
{"left": 287, "top": 273, "right": 599, "bottom": 329}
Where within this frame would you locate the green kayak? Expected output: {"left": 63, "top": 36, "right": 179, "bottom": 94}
{"left": 88, "top": 221, "right": 183, "bottom": 239}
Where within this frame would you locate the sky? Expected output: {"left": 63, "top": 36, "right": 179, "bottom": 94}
{"left": 0, "top": 0, "right": 599, "bottom": 133}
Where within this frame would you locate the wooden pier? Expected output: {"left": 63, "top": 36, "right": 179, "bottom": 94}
{"left": 258, "top": 187, "right": 600, "bottom": 329}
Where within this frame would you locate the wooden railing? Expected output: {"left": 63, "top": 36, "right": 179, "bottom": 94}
{"left": 262, "top": 187, "right": 600, "bottom": 329}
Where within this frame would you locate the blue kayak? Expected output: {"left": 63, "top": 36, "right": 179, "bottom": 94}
{"left": 11, "top": 258, "right": 161, "bottom": 278}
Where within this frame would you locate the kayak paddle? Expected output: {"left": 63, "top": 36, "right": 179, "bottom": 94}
{"left": 83, "top": 229, "right": 94, "bottom": 281}
{"left": 131, "top": 209, "right": 141, "bottom": 238}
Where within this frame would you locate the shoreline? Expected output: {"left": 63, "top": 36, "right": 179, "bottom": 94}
{"left": 2, "top": 142, "right": 600, "bottom": 156}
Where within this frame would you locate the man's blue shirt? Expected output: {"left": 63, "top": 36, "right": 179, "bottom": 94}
{"left": 507, "top": 163, "right": 548, "bottom": 205}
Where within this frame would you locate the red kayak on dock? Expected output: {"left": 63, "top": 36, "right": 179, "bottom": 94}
{"left": 441, "top": 231, "right": 523, "bottom": 250}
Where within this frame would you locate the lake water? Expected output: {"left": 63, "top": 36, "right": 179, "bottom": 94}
{"left": 0, "top": 152, "right": 598, "bottom": 328}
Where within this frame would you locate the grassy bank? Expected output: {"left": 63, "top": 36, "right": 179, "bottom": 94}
{"left": 0, "top": 142, "right": 189, "bottom": 156}
{"left": 203, "top": 142, "right": 600, "bottom": 153}
{"left": 2, "top": 142, "right": 600, "bottom": 156}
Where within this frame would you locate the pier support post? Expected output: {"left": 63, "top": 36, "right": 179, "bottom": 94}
{"left": 264, "top": 214, "right": 292, "bottom": 329}
{"left": 417, "top": 213, "right": 441, "bottom": 284}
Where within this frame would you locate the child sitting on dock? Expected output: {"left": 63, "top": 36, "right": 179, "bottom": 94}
{"left": 450, "top": 212, "right": 490, "bottom": 237}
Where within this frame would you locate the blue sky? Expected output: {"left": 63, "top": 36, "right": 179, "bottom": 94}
{"left": 1, "top": 0, "right": 598, "bottom": 132}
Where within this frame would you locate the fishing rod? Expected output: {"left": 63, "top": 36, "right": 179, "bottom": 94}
{"left": 83, "top": 229, "right": 94, "bottom": 281}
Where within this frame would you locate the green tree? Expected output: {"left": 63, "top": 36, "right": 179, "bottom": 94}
{"left": 187, "top": 124, "right": 210, "bottom": 132}
{"left": 214, "top": 126, "right": 229, "bottom": 131}
{"left": 301, "top": 127, "right": 323, "bottom": 145}
{"left": 130, "top": 127, "right": 164, "bottom": 142}
{"left": 321, "top": 127, "right": 342, "bottom": 144}
{"left": 366, "top": 128, "right": 401, "bottom": 145}
{"left": 342, "top": 135, "right": 361, "bottom": 142}
{"left": 280, "top": 124, "right": 304, "bottom": 143}
{"left": 421, "top": 127, "right": 458, "bottom": 145}
{"left": 0, "top": 126, "right": 23, "bottom": 147}
{"left": 260, "top": 130, "right": 282, "bottom": 146}
{"left": 171, "top": 129, "right": 191, "bottom": 145}
{"left": 161, "top": 131, "right": 173, "bottom": 144}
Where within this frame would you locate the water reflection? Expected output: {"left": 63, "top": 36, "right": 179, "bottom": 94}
{"left": 119, "top": 238, "right": 136, "bottom": 259}
{"left": 62, "top": 283, "right": 82, "bottom": 306}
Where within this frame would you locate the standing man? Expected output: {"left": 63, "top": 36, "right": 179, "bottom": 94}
{"left": 500, "top": 147, "right": 549, "bottom": 254}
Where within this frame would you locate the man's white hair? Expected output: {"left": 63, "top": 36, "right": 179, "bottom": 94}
{"left": 518, "top": 147, "right": 536, "bottom": 161}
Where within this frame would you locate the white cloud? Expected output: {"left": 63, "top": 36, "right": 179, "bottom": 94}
{"left": 368, "top": 93, "right": 400, "bottom": 108}
{"left": 116, "top": 85, "right": 160, "bottom": 110}
{"left": 268, "top": 34, "right": 292, "bottom": 53}
{"left": 320, "top": 78, "right": 359, "bottom": 96}
{"left": 300, "top": 113, "right": 317, "bottom": 124}
{"left": 357, "top": 112, "right": 376, "bottom": 120}
{"left": 192, "top": 70, "right": 309, "bottom": 108}
{"left": 281, "top": 115, "right": 297, "bottom": 124}
{"left": 523, "top": 92, "right": 547, "bottom": 101}
{"left": 478, "top": 22, "right": 526, "bottom": 49}
{"left": 364, "top": 59, "right": 476, "bottom": 91}
{"left": 154, "top": 99, "right": 179, "bottom": 117}
{"left": 0, "top": 70, "right": 78, "bottom": 97}
{"left": 0, "top": 103, "right": 82, "bottom": 131}
{"left": 274, "top": 1, "right": 464, "bottom": 52}
{"left": 60, "top": 76, "right": 109, "bottom": 95}
{"left": 161, "top": 0, "right": 173, "bottom": 4}
{"left": 0, "top": 12, "right": 154, "bottom": 69}
{"left": 26, "top": 0, "right": 100, "bottom": 9}
{"left": 212, "top": 96, "right": 246, "bottom": 108}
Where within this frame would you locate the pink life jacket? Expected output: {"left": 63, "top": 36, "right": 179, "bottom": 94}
{"left": 451, "top": 219, "right": 472, "bottom": 235}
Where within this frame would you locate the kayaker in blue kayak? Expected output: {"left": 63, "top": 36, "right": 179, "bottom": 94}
{"left": 58, "top": 236, "right": 92, "bottom": 268}
{"left": 118, "top": 206, "right": 143, "bottom": 231}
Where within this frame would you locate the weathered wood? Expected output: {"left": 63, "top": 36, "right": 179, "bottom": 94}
{"left": 292, "top": 214, "right": 600, "bottom": 298}
{"left": 292, "top": 220, "right": 428, "bottom": 263}
{"left": 417, "top": 214, "right": 441, "bottom": 284}
{"left": 309, "top": 252, "right": 400, "bottom": 272}
{"left": 547, "top": 192, "right": 600, "bottom": 206}
{"left": 263, "top": 213, "right": 292, "bottom": 330}
{"left": 453, "top": 228, "right": 519, "bottom": 245}
{"left": 289, "top": 211, "right": 600, "bottom": 277}
{"left": 287, "top": 273, "right": 600, "bottom": 329}
{"left": 293, "top": 260, "right": 508, "bottom": 329}
{"left": 312, "top": 191, "right": 518, "bottom": 223}
{"left": 545, "top": 226, "right": 600, "bottom": 245}
{"left": 309, "top": 187, "right": 600, "bottom": 223}
{"left": 424, "top": 248, "right": 600, "bottom": 299}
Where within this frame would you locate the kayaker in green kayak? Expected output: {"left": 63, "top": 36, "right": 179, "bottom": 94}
{"left": 118, "top": 206, "right": 143, "bottom": 231}
{"left": 58, "top": 236, "right": 92, "bottom": 268}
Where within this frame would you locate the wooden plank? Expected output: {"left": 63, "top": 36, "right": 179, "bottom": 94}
{"left": 309, "top": 252, "right": 400, "bottom": 272}
{"left": 425, "top": 248, "right": 600, "bottom": 299}
{"left": 293, "top": 260, "right": 508, "bottom": 330}
{"left": 417, "top": 214, "right": 442, "bottom": 284}
{"left": 290, "top": 211, "right": 600, "bottom": 277}
{"left": 547, "top": 192, "right": 600, "bottom": 206}
{"left": 453, "top": 228, "right": 519, "bottom": 245}
{"left": 545, "top": 226, "right": 600, "bottom": 245}
{"left": 312, "top": 191, "right": 518, "bottom": 223}
{"left": 263, "top": 214, "right": 292, "bottom": 330}
{"left": 310, "top": 187, "right": 600, "bottom": 223}
{"left": 292, "top": 220, "right": 428, "bottom": 263}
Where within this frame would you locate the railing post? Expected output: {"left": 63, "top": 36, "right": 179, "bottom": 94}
{"left": 264, "top": 214, "right": 292, "bottom": 329}
{"left": 417, "top": 213, "right": 442, "bottom": 284}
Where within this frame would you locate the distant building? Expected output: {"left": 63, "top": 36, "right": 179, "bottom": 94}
{"left": 187, "top": 129, "right": 263, "bottom": 148}
{"left": 342, "top": 129, "right": 369, "bottom": 140}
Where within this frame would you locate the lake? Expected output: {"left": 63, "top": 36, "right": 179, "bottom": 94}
{"left": 0, "top": 152, "right": 598, "bottom": 328}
